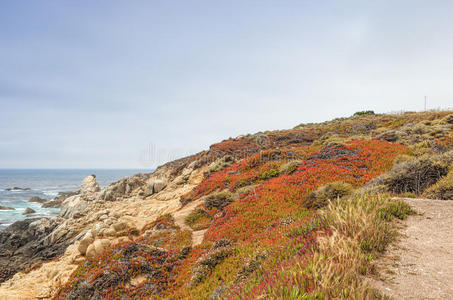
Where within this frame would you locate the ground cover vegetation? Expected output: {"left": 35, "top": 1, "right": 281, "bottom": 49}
{"left": 56, "top": 111, "right": 453, "bottom": 299}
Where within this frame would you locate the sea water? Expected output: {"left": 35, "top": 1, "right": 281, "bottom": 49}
{"left": 0, "top": 169, "right": 149, "bottom": 230}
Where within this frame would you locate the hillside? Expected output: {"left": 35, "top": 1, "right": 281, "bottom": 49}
{"left": 0, "top": 110, "right": 452, "bottom": 299}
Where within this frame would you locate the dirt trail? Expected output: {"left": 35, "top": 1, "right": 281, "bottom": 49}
{"left": 172, "top": 198, "right": 207, "bottom": 246}
{"left": 370, "top": 198, "right": 453, "bottom": 300}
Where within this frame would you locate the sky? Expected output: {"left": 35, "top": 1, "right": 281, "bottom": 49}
{"left": 1, "top": 1, "right": 453, "bottom": 169}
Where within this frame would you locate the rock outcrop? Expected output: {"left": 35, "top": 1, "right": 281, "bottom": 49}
{"left": 59, "top": 175, "right": 101, "bottom": 218}
{"left": 143, "top": 179, "right": 167, "bottom": 197}
{"left": 97, "top": 174, "right": 149, "bottom": 201}
{"left": 0, "top": 217, "right": 64, "bottom": 283}
{"left": 59, "top": 195, "right": 88, "bottom": 219}
{"left": 0, "top": 206, "right": 15, "bottom": 210}
{"left": 5, "top": 187, "right": 30, "bottom": 191}
{"left": 22, "top": 207, "right": 36, "bottom": 215}
{"left": 42, "top": 190, "right": 78, "bottom": 209}
{"left": 28, "top": 196, "right": 47, "bottom": 204}
{"left": 80, "top": 174, "right": 100, "bottom": 200}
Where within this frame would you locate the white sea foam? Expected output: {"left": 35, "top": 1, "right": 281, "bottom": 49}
{"left": 43, "top": 191, "right": 59, "bottom": 197}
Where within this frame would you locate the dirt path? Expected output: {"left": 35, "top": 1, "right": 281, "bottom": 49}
{"left": 370, "top": 198, "right": 453, "bottom": 300}
{"left": 172, "top": 198, "right": 207, "bottom": 246}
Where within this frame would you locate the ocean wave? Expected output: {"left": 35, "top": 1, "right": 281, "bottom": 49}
{"left": 43, "top": 191, "right": 59, "bottom": 197}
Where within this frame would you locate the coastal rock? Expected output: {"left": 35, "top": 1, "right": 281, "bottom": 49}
{"left": 55, "top": 190, "right": 80, "bottom": 201}
{"left": 41, "top": 190, "right": 79, "bottom": 209}
{"left": 143, "top": 179, "right": 167, "bottom": 196}
{"left": 23, "top": 207, "right": 36, "bottom": 215}
{"left": 97, "top": 174, "right": 148, "bottom": 201}
{"left": 112, "top": 221, "right": 128, "bottom": 232}
{"left": 0, "top": 206, "right": 15, "bottom": 210}
{"left": 152, "top": 179, "right": 167, "bottom": 193}
{"left": 28, "top": 196, "right": 48, "bottom": 204}
{"left": 0, "top": 217, "right": 65, "bottom": 283}
{"left": 59, "top": 195, "right": 87, "bottom": 219}
{"left": 42, "top": 200, "right": 62, "bottom": 208}
{"left": 78, "top": 232, "right": 94, "bottom": 256}
{"left": 80, "top": 175, "right": 100, "bottom": 201}
{"left": 5, "top": 187, "right": 31, "bottom": 191}
{"left": 86, "top": 239, "right": 111, "bottom": 259}
{"left": 29, "top": 218, "right": 53, "bottom": 236}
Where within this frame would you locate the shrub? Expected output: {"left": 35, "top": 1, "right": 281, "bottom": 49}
{"left": 354, "top": 110, "right": 375, "bottom": 116}
{"left": 279, "top": 160, "right": 302, "bottom": 175}
{"left": 209, "top": 155, "right": 234, "bottom": 173}
{"left": 423, "top": 168, "right": 453, "bottom": 199}
{"left": 204, "top": 191, "right": 235, "bottom": 210}
{"left": 185, "top": 209, "right": 213, "bottom": 231}
{"left": 236, "top": 184, "right": 258, "bottom": 198}
{"left": 371, "top": 151, "right": 453, "bottom": 195}
{"left": 303, "top": 182, "right": 354, "bottom": 209}
{"left": 260, "top": 167, "right": 280, "bottom": 180}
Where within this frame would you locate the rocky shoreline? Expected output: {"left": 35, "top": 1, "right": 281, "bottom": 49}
{"left": 0, "top": 158, "right": 205, "bottom": 299}
{"left": 0, "top": 178, "right": 95, "bottom": 283}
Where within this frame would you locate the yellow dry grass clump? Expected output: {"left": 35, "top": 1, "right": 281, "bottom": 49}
{"left": 303, "top": 194, "right": 413, "bottom": 299}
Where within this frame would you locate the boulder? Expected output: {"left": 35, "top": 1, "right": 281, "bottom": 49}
{"left": 143, "top": 179, "right": 167, "bottom": 196}
{"left": 78, "top": 232, "right": 94, "bottom": 256}
{"left": 112, "top": 221, "right": 128, "bottom": 232}
{"left": 23, "top": 207, "right": 36, "bottom": 215}
{"left": 86, "top": 239, "right": 111, "bottom": 259}
{"left": 85, "top": 243, "right": 96, "bottom": 259}
{"left": 104, "top": 227, "right": 116, "bottom": 237}
{"left": 28, "top": 196, "right": 47, "bottom": 204}
{"left": 152, "top": 179, "right": 167, "bottom": 193}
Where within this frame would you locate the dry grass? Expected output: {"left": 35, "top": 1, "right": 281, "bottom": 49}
{"left": 303, "top": 194, "right": 413, "bottom": 299}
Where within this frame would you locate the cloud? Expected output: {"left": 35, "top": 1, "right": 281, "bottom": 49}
{"left": 1, "top": 1, "right": 452, "bottom": 168}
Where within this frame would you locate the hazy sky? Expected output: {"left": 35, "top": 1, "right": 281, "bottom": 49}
{"left": 1, "top": 1, "right": 453, "bottom": 169}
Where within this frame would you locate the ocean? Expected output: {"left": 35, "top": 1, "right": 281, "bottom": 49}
{"left": 0, "top": 169, "right": 150, "bottom": 230}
